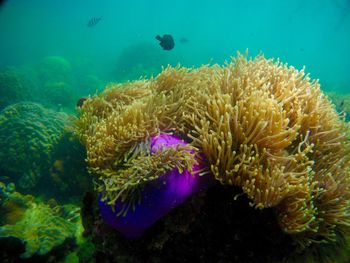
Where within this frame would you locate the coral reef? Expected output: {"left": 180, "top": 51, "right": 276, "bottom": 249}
{"left": 43, "top": 81, "right": 75, "bottom": 108}
{"left": 77, "top": 74, "right": 105, "bottom": 95}
{"left": 36, "top": 56, "right": 77, "bottom": 110}
{"left": 81, "top": 185, "right": 292, "bottom": 263}
{"left": 48, "top": 132, "right": 92, "bottom": 204}
{"left": 327, "top": 92, "right": 350, "bottom": 121}
{"left": 76, "top": 53, "right": 350, "bottom": 262}
{"left": 0, "top": 102, "right": 69, "bottom": 192}
{"left": 0, "top": 182, "right": 83, "bottom": 259}
{"left": 0, "top": 182, "right": 32, "bottom": 226}
{"left": 1, "top": 55, "right": 106, "bottom": 113}
{"left": 37, "top": 56, "right": 72, "bottom": 85}
{"left": 0, "top": 67, "right": 35, "bottom": 110}
{"left": 115, "top": 42, "right": 173, "bottom": 82}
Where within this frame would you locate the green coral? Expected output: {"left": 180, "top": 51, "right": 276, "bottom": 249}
{"left": 0, "top": 204, "right": 79, "bottom": 258}
{"left": 75, "top": 237, "right": 95, "bottom": 263}
{"left": 0, "top": 102, "right": 68, "bottom": 191}
{"left": 43, "top": 81, "right": 75, "bottom": 108}
{"left": 36, "top": 56, "right": 77, "bottom": 109}
{"left": 0, "top": 67, "right": 31, "bottom": 110}
{"left": 48, "top": 132, "right": 92, "bottom": 204}
{"left": 327, "top": 92, "right": 350, "bottom": 121}
{"left": 0, "top": 182, "right": 82, "bottom": 259}
{"left": 37, "top": 56, "right": 72, "bottom": 85}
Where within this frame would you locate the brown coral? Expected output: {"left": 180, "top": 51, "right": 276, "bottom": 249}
{"left": 76, "top": 53, "right": 350, "bottom": 258}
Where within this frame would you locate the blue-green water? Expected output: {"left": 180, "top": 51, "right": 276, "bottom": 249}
{"left": 0, "top": 0, "right": 349, "bottom": 91}
{"left": 0, "top": 0, "right": 350, "bottom": 262}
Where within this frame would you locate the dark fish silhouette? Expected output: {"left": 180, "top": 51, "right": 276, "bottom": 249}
{"left": 87, "top": 17, "right": 102, "bottom": 27}
{"left": 155, "top": 34, "right": 175, "bottom": 50}
{"left": 77, "top": 97, "right": 87, "bottom": 108}
{"left": 179, "top": 37, "right": 189, "bottom": 43}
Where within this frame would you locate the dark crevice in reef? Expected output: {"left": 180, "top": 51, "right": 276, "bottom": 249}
{"left": 84, "top": 184, "right": 295, "bottom": 263}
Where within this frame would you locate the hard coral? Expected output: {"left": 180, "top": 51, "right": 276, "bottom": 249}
{"left": 0, "top": 67, "right": 28, "bottom": 110}
{"left": 76, "top": 53, "right": 350, "bottom": 261}
{"left": 48, "top": 132, "right": 92, "bottom": 203}
{"left": 0, "top": 102, "right": 68, "bottom": 192}
{"left": 37, "top": 56, "right": 72, "bottom": 85}
{"left": 36, "top": 56, "right": 77, "bottom": 109}
{"left": 0, "top": 183, "right": 82, "bottom": 259}
{"left": 43, "top": 81, "right": 75, "bottom": 108}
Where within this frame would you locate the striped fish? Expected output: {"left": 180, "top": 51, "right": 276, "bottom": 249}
{"left": 87, "top": 17, "right": 102, "bottom": 27}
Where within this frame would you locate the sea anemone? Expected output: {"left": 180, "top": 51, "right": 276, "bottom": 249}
{"left": 76, "top": 53, "right": 350, "bottom": 261}
{"left": 98, "top": 133, "right": 211, "bottom": 238}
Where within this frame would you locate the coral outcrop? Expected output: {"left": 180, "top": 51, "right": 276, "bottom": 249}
{"left": 36, "top": 56, "right": 77, "bottom": 110}
{"left": 0, "top": 182, "right": 82, "bottom": 259}
{"left": 0, "top": 102, "right": 69, "bottom": 192}
{"left": 49, "top": 132, "right": 92, "bottom": 203}
{"left": 0, "top": 67, "right": 32, "bottom": 110}
{"left": 76, "top": 54, "right": 350, "bottom": 261}
{"left": 37, "top": 56, "right": 72, "bottom": 85}
{"left": 328, "top": 92, "right": 350, "bottom": 121}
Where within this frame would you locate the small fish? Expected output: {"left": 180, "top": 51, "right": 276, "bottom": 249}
{"left": 179, "top": 37, "right": 189, "bottom": 43}
{"left": 340, "top": 100, "right": 345, "bottom": 108}
{"left": 77, "top": 97, "right": 88, "bottom": 108}
{"left": 155, "top": 34, "right": 175, "bottom": 50}
{"left": 87, "top": 17, "right": 102, "bottom": 27}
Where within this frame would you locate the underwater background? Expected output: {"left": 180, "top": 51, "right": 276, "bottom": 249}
{"left": 1, "top": 0, "right": 350, "bottom": 91}
{"left": 0, "top": 0, "right": 350, "bottom": 262}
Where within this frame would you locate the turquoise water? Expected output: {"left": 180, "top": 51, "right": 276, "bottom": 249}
{"left": 0, "top": 0, "right": 349, "bottom": 91}
{"left": 1, "top": 0, "right": 350, "bottom": 262}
